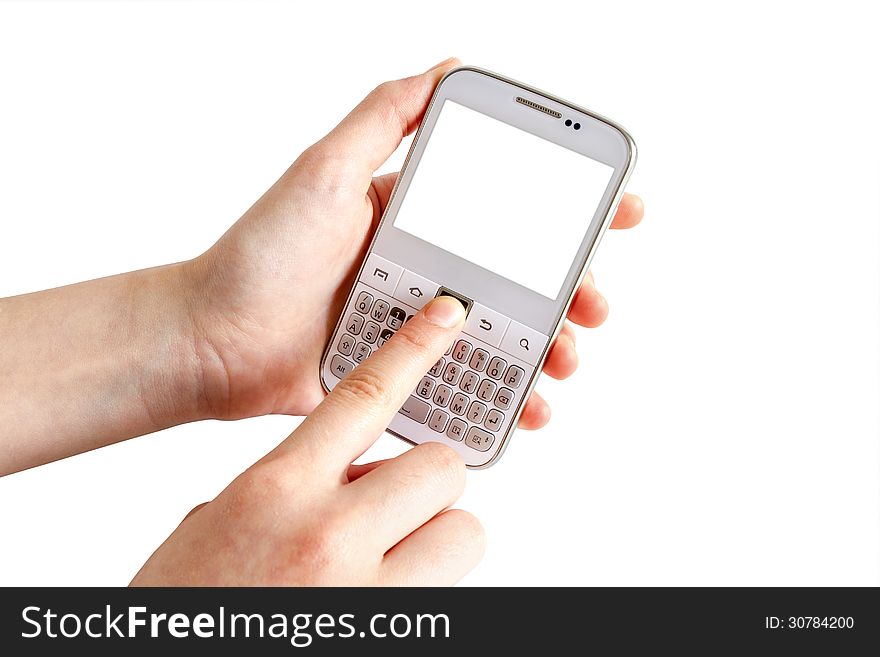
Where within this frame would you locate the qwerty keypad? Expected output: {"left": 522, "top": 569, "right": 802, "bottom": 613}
{"left": 325, "top": 258, "right": 549, "bottom": 457}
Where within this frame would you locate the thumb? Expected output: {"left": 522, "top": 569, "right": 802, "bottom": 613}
{"left": 303, "top": 58, "right": 460, "bottom": 189}
{"left": 277, "top": 295, "right": 466, "bottom": 475}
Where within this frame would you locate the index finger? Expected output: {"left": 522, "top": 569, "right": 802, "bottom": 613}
{"left": 278, "top": 296, "right": 466, "bottom": 476}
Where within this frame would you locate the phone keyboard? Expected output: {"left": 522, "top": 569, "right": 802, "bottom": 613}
{"left": 323, "top": 253, "right": 549, "bottom": 464}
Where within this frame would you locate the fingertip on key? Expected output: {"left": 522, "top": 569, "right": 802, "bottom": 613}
{"left": 424, "top": 296, "right": 467, "bottom": 328}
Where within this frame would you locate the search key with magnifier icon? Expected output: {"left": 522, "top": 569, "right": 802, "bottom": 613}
{"left": 500, "top": 320, "right": 548, "bottom": 367}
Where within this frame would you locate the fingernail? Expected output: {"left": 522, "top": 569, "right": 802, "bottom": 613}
{"left": 424, "top": 296, "right": 465, "bottom": 327}
{"left": 425, "top": 57, "right": 456, "bottom": 73}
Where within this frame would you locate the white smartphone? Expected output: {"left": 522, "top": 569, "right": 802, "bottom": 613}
{"left": 320, "top": 67, "right": 636, "bottom": 468}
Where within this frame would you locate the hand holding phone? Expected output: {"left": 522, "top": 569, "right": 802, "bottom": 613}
{"left": 321, "top": 67, "right": 637, "bottom": 467}
{"left": 172, "top": 58, "right": 640, "bottom": 445}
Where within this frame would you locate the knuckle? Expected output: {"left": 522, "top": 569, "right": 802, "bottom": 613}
{"left": 371, "top": 80, "right": 400, "bottom": 106}
{"left": 292, "top": 145, "right": 357, "bottom": 196}
{"left": 415, "top": 441, "right": 466, "bottom": 490}
{"left": 369, "top": 80, "right": 409, "bottom": 135}
{"left": 294, "top": 143, "right": 331, "bottom": 171}
{"left": 286, "top": 515, "right": 350, "bottom": 577}
{"left": 335, "top": 366, "right": 394, "bottom": 408}
{"left": 298, "top": 523, "right": 341, "bottom": 564}
{"left": 294, "top": 144, "right": 341, "bottom": 179}
{"left": 226, "top": 462, "right": 288, "bottom": 513}
{"left": 372, "top": 80, "right": 395, "bottom": 97}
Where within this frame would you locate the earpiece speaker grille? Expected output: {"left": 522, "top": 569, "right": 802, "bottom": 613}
{"left": 515, "top": 96, "right": 562, "bottom": 118}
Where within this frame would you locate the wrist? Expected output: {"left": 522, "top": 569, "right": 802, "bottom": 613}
{"left": 133, "top": 261, "right": 214, "bottom": 428}
{"left": 173, "top": 251, "right": 252, "bottom": 422}
{"left": 174, "top": 244, "right": 334, "bottom": 422}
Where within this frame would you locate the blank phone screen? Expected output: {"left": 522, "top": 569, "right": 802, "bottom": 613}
{"left": 392, "top": 100, "right": 615, "bottom": 299}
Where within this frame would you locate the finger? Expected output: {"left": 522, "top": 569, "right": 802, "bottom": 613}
{"left": 345, "top": 441, "right": 465, "bottom": 552}
{"left": 276, "top": 295, "right": 466, "bottom": 475}
{"left": 610, "top": 193, "right": 644, "bottom": 229}
{"left": 542, "top": 323, "right": 578, "bottom": 380}
{"left": 567, "top": 272, "right": 608, "bottom": 328}
{"left": 369, "top": 171, "right": 399, "bottom": 218}
{"left": 306, "top": 58, "right": 460, "bottom": 191}
{"left": 517, "top": 389, "right": 551, "bottom": 430}
{"left": 346, "top": 459, "right": 389, "bottom": 483}
{"left": 382, "top": 509, "right": 485, "bottom": 585}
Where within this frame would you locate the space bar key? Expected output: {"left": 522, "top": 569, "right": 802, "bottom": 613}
{"left": 398, "top": 395, "right": 430, "bottom": 424}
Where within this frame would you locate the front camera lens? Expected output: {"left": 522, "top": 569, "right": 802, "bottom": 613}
{"left": 564, "top": 119, "right": 572, "bottom": 127}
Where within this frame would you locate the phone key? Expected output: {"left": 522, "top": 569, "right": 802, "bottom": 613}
{"left": 465, "top": 426, "right": 495, "bottom": 452}
{"left": 337, "top": 333, "right": 356, "bottom": 356}
{"left": 433, "top": 384, "right": 452, "bottom": 408}
{"left": 445, "top": 342, "right": 453, "bottom": 356}
{"left": 484, "top": 409, "right": 504, "bottom": 432}
{"left": 329, "top": 355, "right": 354, "bottom": 379}
{"left": 504, "top": 365, "right": 525, "bottom": 389}
{"left": 428, "top": 408, "right": 449, "bottom": 433}
{"left": 363, "top": 253, "right": 404, "bottom": 296}
{"left": 499, "top": 320, "right": 546, "bottom": 366}
{"left": 450, "top": 392, "right": 468, "bottom": 416}
{"left": 452, "top": 340, "right": 473, "bottom": 363}
{"left": 398, "top": 395, "right": 430, "bottom": 424}
{"left": 362, "top": 321, "right": 381, "bottom": 344}
{"left": 469, "top": 348, "right": 489, "bottom": 372}
{"left": 387, "top": 307, "right": 406, "bottom": 330}
{"left": 346, "top": 313, "right": 364, "bottom": 335}
{"left": 464, "top": 302, "right": 510, "bottom": 347}
{"left": 460, "top": 370, "right": 479, "bottom": 394}
{"left": 355, "top": 291, "right": 373, "bottom": 314}
{"left": 353, "top": 342, "right": 372, "bottom": 363}
{"left": 394, "top": 270, "right": 439, "bottom": 309}
{"left": 487, "top": 356, "right": 507, "bottom": 380}
{"left": 429, "top": 358, "right": 445, "bottom": 377}
{"left": 467, "top": 400, "right": 487, "bottom": 424}
{"left": 494, "top": 387, "right": 514, "bottom": 411}
{"left": 416, "top": 376, "right": 436, "bottom": 399}
{"left": 447, "top": 418, "right": 467, "bottom": 442}
{"left": 378, "top": 328, "right": 394, "bottom": 347}
{"left": 477, "top": 378, "right": 497, "bottom": 402}
{"left": 442, "top": 362, "right": 463, "bottom": 386}
{"left": 370, "top": 299, "right": 390, "bottom": 323}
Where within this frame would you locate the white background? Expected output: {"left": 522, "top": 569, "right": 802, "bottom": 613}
{"left": 0, "top": 1, "right": 877, "bottom": 586}
{"left": 394, "top": 100, "right": 614, "bottom": 299}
